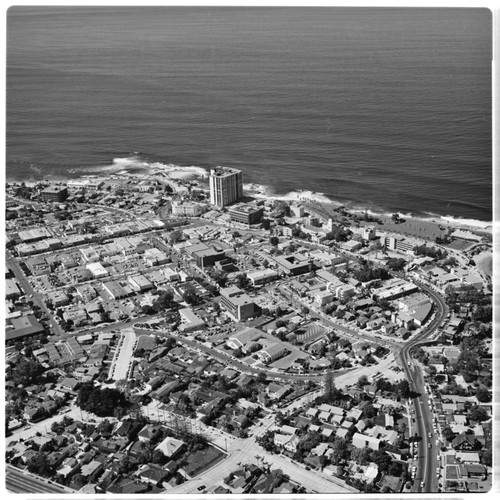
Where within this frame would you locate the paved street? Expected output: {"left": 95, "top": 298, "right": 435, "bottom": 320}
{"left": 109, "top": 327, "right": 137, "bottom": 381}
{"left": 144, "top": 401, "right": 356, "bottom": 493}
{"left": 6, "top": 465, "right": 74, "bottom": 494}
{"left": 397, "top": 281, "right": 448, "bottom": 493}
{"left": 6, "top": 253, "right": 63, "bottom": 336}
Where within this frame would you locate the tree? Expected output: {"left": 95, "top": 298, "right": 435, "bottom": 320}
{"left": 372, "top": 450, "right": 393, "bottom": 473}
{"left": 475, "top": 386, "right": 491, "bottom": 403}
{"left": 261, "top": 219, "right": 271, "bottom": 230}
{"left": 441, "top": 425, "right": 455, "bottom": 442}
{"left": 207, "top": 267, "right": 228, "bottom": 287}
{"left": 10, "top": 358, "right": 45, "bottom": 386}
{"left": 77, "top": 384, "right": 129, "bottom": 417}
{"left": 152, "top": 289, "right": 175, "bottom": 312}
{"left": 330, "top": 437, "right": 349, "bottom": 465}
{"left": 168, "top": 229, "right": 183, "bottom": 244}
{"left": 183, "top": 288, "right": 202, "bottom": 306}
{"left": 385, "top": 258, "right": 407, "bottom": 271}
{"left": 357, "top": 375, "right": 370, "bottom": 388}
{"left": 468, "top": 406, "right": 489, "bottom": 423}
{"left": 481, "top": 444, "right": 492, "bottom": 467}
{"left": 256, "top": 431, "right": 278, "bottom": 453}
{"left": 397, "top": 379, "right": 412, "bottom": 399}
{"left": 269, "top": 236, "right": 279, "bottom": 246}
{"left": 350, "top": 446, "right": 371, "bottom": 465}
{"left": 27, "top": 453, "right": 54, "bottom": 477}
{"left": 72, "top": 474, "right": 89, "bottom": 489}
{"left": 235, "top": 273, "right": 250, "bottom": 289}
{"left": 152, "top": 449, "right": 167, "bottom": 465}
{"left": 359, "top": 401, "right": 377, "bottom": 419}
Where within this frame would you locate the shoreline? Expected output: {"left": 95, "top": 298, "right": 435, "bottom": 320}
{"left": 7, "top": 164, "right": 492, "bottom": 239}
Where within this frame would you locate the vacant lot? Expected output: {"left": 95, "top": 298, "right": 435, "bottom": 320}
{"left": 181, "top": 444, "right": 226, "bottom": 478}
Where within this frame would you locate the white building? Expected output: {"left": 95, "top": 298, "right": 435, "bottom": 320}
{"left": 171, "top": 200, "right": 206, "bottom": 217}
{"left": 209, "top": 167, "right": 243, "bottom": 207}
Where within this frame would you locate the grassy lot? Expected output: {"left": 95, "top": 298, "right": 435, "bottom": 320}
{"left": 181, "top": 444, "right": 227, "bottom": 478}
{"left": 373, "top": 217, "right": 447, "bottom": 241}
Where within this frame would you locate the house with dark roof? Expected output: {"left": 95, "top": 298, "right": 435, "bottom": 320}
{"left": 451, "top": 432, "right": 481, "bottom": 451}
{"left": 137, "top": 424, "right": 163, "bottom": 443}
{"left": 136, "top": 464, "right": 169, "bottom": 487}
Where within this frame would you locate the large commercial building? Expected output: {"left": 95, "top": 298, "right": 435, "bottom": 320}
{"left": 229, "top": 203, "right": 264, "bottom": 225}
{"left": 220, "top": 286, "right": 258, "bottom": 321}
{"left": 40, "top": 186, "right": 68, "bottom": 202}
{"left": 171, "top": 200, "right": 206, "bottom": 217}
{"left": 185, "top": 242, "right": 226, "bottom": 269}
{"left": 209, "top": 167, "right": 243, "bottom": 207}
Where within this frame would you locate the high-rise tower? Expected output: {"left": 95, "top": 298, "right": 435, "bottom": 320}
{"left": 209, "top": 167, "right": 243, "bottom": 207}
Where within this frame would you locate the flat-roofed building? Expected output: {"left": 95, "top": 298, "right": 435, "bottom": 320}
{"left": 229, "top": 203, "right": 264, "bottom": 225}
{"left": 362, "top": 226, "right": 377, "bottom": 241}
{"left": 6, "top": 314, "right": 45, "bottom": 341}
{"left": 372, "top": 278, "right": 418, "bottom": 301}
{"left": 309, "top": 249, "right": 345, "bottom": 267}
{"left": 178, "top": 307, "right": 206, "bottom": 332}
{"left": 220, "top": 285, "right": 258, "bottom": 321}
{"left": 186, "top": 242, "right": 226, "bottom": 269}
{"left": 80, "top": 247, "right": 100, "bottom": 263}
{"left": 86, "top": 262, "right": 109, "bottom": 278}
{"left": 46, "top": 290, "right": 70, "bottom": 308}
{"left": 341, "top": 240, "right": 363, "bottom": 252}
{"left": 335, "top": 283, "right": 356, "bottom": 300}
{"left": 128, "top": 274, "right": 153, "bottom": 292}
{"left": 18, "top": 227, "right": 51, "bottom": 242}
{"left": 67, "top": 179, "right": 104, "bottom": 191}
{"left": 275, "top": 253, "right": 312, "bottom": 276}
{"left": 314, "top": 289, "right": 334, "bottom": 306}
{"left": 6, "top": 279, "right": 22, "bottom": 300}
{"left": 143, "top": 248, "right": 169, "bottom": 267}
{"left": 291, "top": 205, "right": 305, "bottom": 217}
{"left": 40, "top": 185, "right": 68, "bottom": 202}
{"left": 63, "top": 305, "right": 88, "bottom": 326}
{"left": 171, "top": 200, "right": 206, "bottom": 217}
{"left": 247, "top": 268, "right": 278, "bottom": 287}
{"left": 102, "top": 280, "right": 129, "bottom": 300}
{"left": 209, "top": 167, "right": 243, "bottom": 207}
{"left": 75, "top": 283, "right": 97, "bottom": 301}
{"left": 161, "top": 266, "right": 179, "bottom": 282}
{"left": 352, "top": 432, "right": 381, "bottom": 451}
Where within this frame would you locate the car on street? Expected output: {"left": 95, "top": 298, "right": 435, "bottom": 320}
{"left": 197, "top": 485, "right": 206, "bottom": 491}
{"left": 420, "top": 481, "right": 425, "bottom": 488}
{"left": 428, "top": 443, "right": 432, "bottom": 448}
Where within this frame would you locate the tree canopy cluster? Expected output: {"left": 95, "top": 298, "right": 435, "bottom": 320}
{"left": 76, "top": 383, "right": 130, "bottom": 417}
{"left": 324, "top": 224, "right": 352, "bottom": 242}
{"left": 353, "top": 262, "right": 390, "bottom": 283}
{"left": 413, "top": 244, "right": 447, "bottom": 260}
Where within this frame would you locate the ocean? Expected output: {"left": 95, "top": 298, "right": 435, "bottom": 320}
{"left": 6, "top": 6, "right": 492, "bottom": 223}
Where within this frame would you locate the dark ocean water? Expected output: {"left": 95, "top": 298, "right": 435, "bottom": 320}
{"left": 6, "top": 7, "right": 492, "bottom": 222}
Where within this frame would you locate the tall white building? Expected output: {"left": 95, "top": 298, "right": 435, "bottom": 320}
{"left": 209, "top": 167, "right": 243, "bottom": 207}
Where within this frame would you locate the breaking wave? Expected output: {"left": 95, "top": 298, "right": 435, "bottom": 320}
{"left": 243, "top": 183, "right": 335, "bottom": 205}
{"left": 85, "top": 156, "right": 209, "bottom": 179}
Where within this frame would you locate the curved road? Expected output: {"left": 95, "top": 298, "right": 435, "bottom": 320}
{"left": 397, "top": 281, "right": 448, "bottom": 493}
